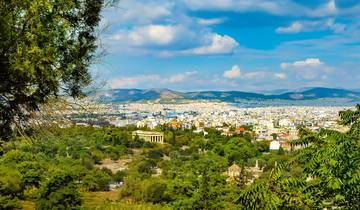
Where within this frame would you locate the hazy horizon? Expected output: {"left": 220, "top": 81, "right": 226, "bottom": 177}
{"left": 92, "top": 86, "right": 360, "bottom": 94}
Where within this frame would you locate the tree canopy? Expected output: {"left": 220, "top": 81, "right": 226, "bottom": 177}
{"left": 0, "top": 0, "right": 103, "bottom": 139}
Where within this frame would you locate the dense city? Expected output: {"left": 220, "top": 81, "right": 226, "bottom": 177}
{"left": 57, "top": 100, "right": 349, "bottom": 150}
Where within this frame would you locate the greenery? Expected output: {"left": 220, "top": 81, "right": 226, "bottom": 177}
{"left": 1, "top": 0, "right": 359, "bottom": 208}
{"left": 0, "top": 104, "right": 360, "bottom": 209}
{"left": 0, "top": 0, "right": 103, "bottom": 139}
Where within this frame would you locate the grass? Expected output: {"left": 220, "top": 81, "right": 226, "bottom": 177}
{"left": 21, "top": 200, "right": 35, "bottom": 210}
{"left": 21, "top": 191, "right": 169, "bottom": 210}
{"left": 81, "top": 191, "right": 170, "bottom": 210}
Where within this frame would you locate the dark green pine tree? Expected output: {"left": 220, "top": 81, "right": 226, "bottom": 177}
{"left": 0, "top": 0, "right": 104, "bottom": 139}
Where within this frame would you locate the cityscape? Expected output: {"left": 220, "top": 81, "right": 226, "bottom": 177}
{"left": 54, "top": 98, "right": 350, "bottom": 150}
{"left": 2, "top": 0, "right": 360, "bottom": 209}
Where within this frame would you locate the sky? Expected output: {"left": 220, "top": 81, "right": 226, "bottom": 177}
{"left": 92, "top": 0, "right": 360, "bottom": 92}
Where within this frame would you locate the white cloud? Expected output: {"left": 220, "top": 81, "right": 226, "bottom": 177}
{"left": 184, "top": 0, "right": 338, "bottom": 17}
{"left": 281, "top": 58, "right": 323, "bottom": 69}
{"left": 184, "top": 34, "right": 239, "bottom": 55}
{"left": 223, "top": 65, "right": 271, "bottom": 80}
{"left": 109, "top": 75, "right": 161, "bottom": 88}
{"left": 276, "top": 19, "right": 345, "bottom": 34}
{"left": 274, "top": 73, "right": 287, "bottom": 80}
{"left": 184, "top": 0, "right": 301, "bottom": 15}
{"left": 110, "top": 25, "right": 238, "bottom": 56}
{"left": 276, "top": 22, "right": 303, "bottom": 33}
{"left": 103, "top": 0, "right": 173, "bottom": 25}
{"left": 223, "top": 65, "right": 241, "bottom": 79}
{"left": 280, "top": 58, "right": 334, "bottom": 80}
{"left": 129, "top": 25, "right": 176, "bottom": 46}
{"left": 311, "top": 0, "right": 337, "bottom": 17}
{"left": 112, "top": 25, "right": 186, "bottom": 47}
{"left": 197, "top": 18, "right": 226, "bottom": 26}
{"left": 161, "top": 71, "right": 197, "bottom": 83}
{"left": 109, "top": 71, "right": 198, "bottom": 88}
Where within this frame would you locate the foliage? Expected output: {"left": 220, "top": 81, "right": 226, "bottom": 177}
{"left": 167, "top": 154, "right": 229, "bottom": 209}
{"left": 237, "top": 104, "right": 360, "bottom": 209}
{"left": 0, "top": 195, "right": 21, "bottom": 210}
{"left": 0, "top": 0, "right": 103, "bottom": 139}
{"left": 36, "top": 170, "right": 81, "bottom": 210}
{"left": 81, "top": 169, "right": 111, "bottom": 191}
{"left": 0, "top": 166, "right": 23, "bottom": 209}
{"left": 1, "top": 105, "right": 360, "bottom": 209}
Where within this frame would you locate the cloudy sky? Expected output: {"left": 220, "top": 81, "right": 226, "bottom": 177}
{"left": 93, "top": 0, "right": 360, "bottom": 92}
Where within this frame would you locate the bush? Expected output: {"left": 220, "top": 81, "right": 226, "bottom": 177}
{"left": 142, "top": 181, "right": 169, "bottom": 203}
{"left": 147, "top": 149, "right": 164, "bottom": 159}
{"left": 81, "top": 169, "right": 111, "bottom": 191}
{"left": 0, "top": 195, "right": 21, "bottom": 210}
{"left": 36, "top": 171, "right": 81, "bottom": 210}
{"left": 113, "top": 170, "right": 127, "bottom": 183}
{"left": 0, "top": 166, "right": 23, "bottom": 197}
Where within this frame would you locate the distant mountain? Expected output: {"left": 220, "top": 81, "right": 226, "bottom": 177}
{"left": 90, "top": 88, "right": 184, "bottom": 102}
{"left": 89, "top": 87, "right": 360, "bottom": 103}
{"left": 259, "top": 89, "right": 291, "bottom": 95}
{"left": 277, "top": 87, "right": 360, "bottom": 100}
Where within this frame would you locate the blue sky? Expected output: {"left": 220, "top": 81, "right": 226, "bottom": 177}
{"left": 93, "top": 0, "right": 360, "bottom": 92}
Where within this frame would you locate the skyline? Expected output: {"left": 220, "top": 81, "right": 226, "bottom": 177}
{"left": 93, "top": 0, "right": 360, "bottom": 92}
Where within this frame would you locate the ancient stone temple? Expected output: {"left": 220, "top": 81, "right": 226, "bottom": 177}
{"left": 132, "top": 130, "right": 164, "bottom": 144}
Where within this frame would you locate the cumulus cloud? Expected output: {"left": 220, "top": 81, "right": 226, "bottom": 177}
{"left": 183, "top": 34, "right": 239, "bottom": 55}
{"left": 223, "top": 65, "right": 241, "bottom": 79}
{"left": 281, "top": 58, "right": 323, "bottom": 69}
{"left": 276, "top": 18, "right": 345, "bottom": 34}
{"left": 280, "top": 58, "right": 334, "bottom": 80}
{"left": 110, "top": 25, "right": 239, "bottom": 56}
{"left": 111, "top": 25, "right": 193, "bottom": 47}
{"left": 223, "top": 65, "right": 271, "bottom": 80}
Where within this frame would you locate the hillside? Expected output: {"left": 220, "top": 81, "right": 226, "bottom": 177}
{"left": 89, "top": 87, "right": 360, "bottom": 103}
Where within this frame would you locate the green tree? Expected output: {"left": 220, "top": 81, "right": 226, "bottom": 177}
{"left": 81, "top": 169, "right": 111, "bottom": 191}
{"left": 0, "top": 0, "right": 104, "bottom": 139}
{"left": 113, "top": 170, "right": 127, "bottom": 183}
{"left": 36, "top": 170, "right": 81, "bottom": 210}
{"left": 0, "top": 196, "right": 21, "bottom": 210}
{"left": 237, "top": 104, "right": 360, "bottom": 209}
{"left": 142, "top": 180, "right": 169, "bottom": 203}
{"left": 169, "top": 155, "right": 228, "bottom": 209}
{"left": 0, "top": 166, "right": 23, "bottom": 209}
{"left": 290, "top": 124, "right": 360, "bottom": 208}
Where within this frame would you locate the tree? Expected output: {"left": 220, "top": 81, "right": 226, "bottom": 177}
{"left": 289, "top": 107, "right": 360, "bottom": 209}
{"left": 237, "top": 104, "right": 360, "bottom": 209}
{"left": 0, "top": 166, "right": 23, "bottom": 209}
{"left": 0, "top": 0, "right": 104, "bottom": 139}
{"left": 169, "top": 155, "right": 228, "bottom": 209}
{"left": 36, "top": 170, "right": 81, "bottom": 210}
{"left": 113, "top": 170, "right": 126, "bottom": 183}
{"left": 81, "top": 169, "right": 111, "bottom": 191}
{"left": 0, "top": 196, "right": 21, "bottom": 210}
{"left": 142, "top": 180, "right": 169, "bottom": 203}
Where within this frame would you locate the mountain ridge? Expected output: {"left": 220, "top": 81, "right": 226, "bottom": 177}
{"left": 90, "top": 87, "right": 360, "bottom": 103}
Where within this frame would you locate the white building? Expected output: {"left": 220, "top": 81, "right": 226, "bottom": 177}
{"left": 270, "top": 140, "right": 281, "bottom": 150}
{"left": 132, "top": 130, "right": 164, "bottom": 144}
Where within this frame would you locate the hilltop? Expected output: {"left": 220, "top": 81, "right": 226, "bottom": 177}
{"left": 89, "top": 87, "right": 360, "bottom": 104}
